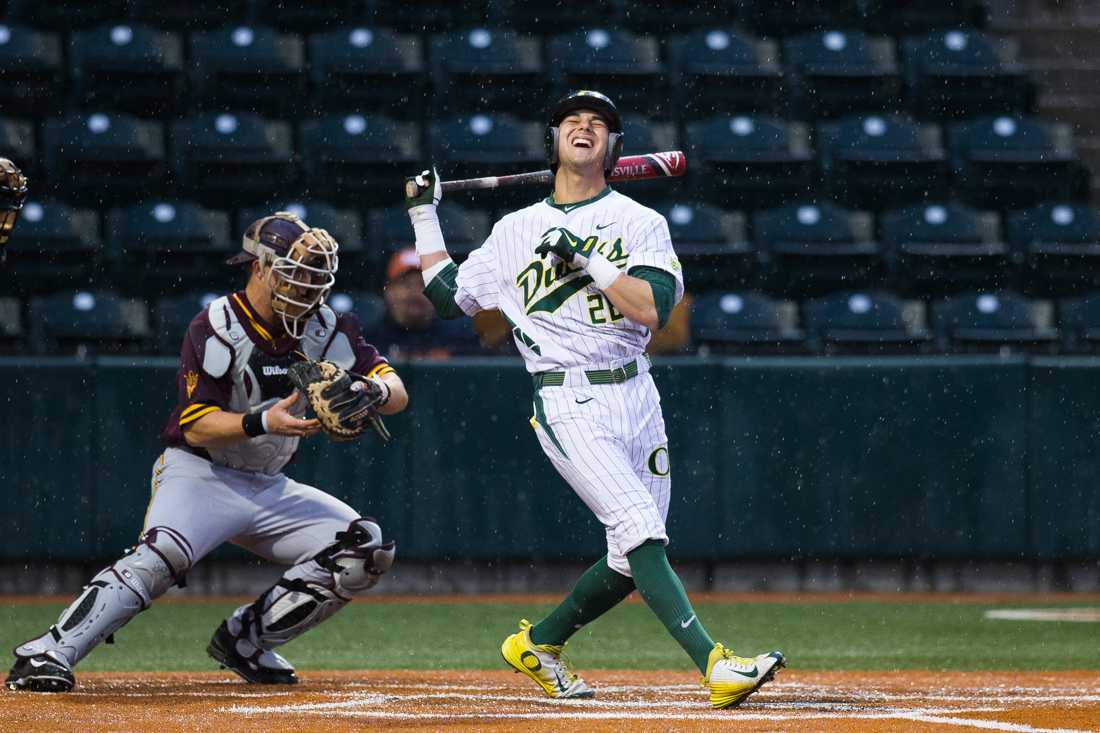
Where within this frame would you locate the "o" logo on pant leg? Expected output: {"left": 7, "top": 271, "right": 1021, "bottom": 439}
{"left": 647, "top": 445, "right": 670, "bottom": 476}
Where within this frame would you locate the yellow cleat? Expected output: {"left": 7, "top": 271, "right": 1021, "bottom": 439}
{"left": 703, "top": 643, "right": 785, "bottom": 709}
{"left": 500, "top": 619, "right": 594, "bottom": 699}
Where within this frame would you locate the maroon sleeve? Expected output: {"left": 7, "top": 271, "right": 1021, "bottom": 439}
{"left": 334, "top": 312, "right": 391, "bottom": 378}
{"left": 159, "top": 310, "right": 235, "bottom": 446}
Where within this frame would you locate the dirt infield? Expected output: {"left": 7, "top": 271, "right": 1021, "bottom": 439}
{"left": 2, "top": 669, "right": 1098, "bottom": 732}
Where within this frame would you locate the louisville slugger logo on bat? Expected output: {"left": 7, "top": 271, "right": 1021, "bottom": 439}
{"left": 440, "top": 151, "right": 687, "bottom": 193}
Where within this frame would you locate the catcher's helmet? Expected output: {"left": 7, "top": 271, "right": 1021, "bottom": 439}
{"left": 544, "top": 90, "right": 624, "bottom": 177}
{"left": 229, "top": 211, "right": 339, "bottom": 338}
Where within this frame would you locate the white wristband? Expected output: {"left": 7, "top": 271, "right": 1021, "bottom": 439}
{"left": 586, "top": 253, "right": 622, "bottom": 290}
{"left": 260, "top": 409, "right": 270, "bottom": 434}
{"left": 408, "top": 205, "right": 446, "bottom": 256}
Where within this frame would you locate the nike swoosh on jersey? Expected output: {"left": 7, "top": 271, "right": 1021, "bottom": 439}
{"left": 596, "top": 222, "right": 616, "bottom": 230}
{"left": 680, "top": 614, "right": 697, "bottom": 629}
{"left": 575, "top": 397, "right": 594, "bottom": 404}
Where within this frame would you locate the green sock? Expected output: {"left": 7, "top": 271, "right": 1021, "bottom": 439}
{"left": 627, "top": 540, "right": 715, "bottom": 673}
{"left": 529, "top": 555, "right": 635, "bottom": 646}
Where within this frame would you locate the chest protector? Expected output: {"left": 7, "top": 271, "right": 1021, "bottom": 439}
{"left": 201, "top": 297, "right": 357, "bottom": 475}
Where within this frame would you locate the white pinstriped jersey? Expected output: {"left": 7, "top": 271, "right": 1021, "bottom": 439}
{"left": 453, "top": 188, "right": 684, "bottom": 373}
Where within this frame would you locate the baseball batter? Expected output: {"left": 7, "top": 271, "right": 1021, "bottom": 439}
{"left": 6, "top": 212, "right": 402, "bottom": 692}
{"left": 405, "top": 90, "right": 785, "bottom": 709}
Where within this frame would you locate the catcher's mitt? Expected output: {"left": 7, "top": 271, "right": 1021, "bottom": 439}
{"left": 0, "top": 158, "right": 29, "bottom": 261}
{"left": 287, "top": 360, "right": 391, "bottom": 443}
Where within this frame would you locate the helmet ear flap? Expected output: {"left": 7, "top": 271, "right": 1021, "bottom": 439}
{"left": 605, "top": 132, "right": 624, "bottom": 176}
{"left": 544, "top": 126, "right": 560, "bottom": 171}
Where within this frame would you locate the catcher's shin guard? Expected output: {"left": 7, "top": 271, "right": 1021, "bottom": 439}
{"left": 210, "top": 518, "right": 395, "bottom": 676}
{"left": 13, "top": 526, "right": 191, "bottom": 669}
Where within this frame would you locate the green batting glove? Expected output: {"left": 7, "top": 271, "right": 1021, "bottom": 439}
{"left": 404, "top": 167, "right": 441, "bottom": 210}
{"left": 534, "top": 226, "right": 596, "bottom": 267}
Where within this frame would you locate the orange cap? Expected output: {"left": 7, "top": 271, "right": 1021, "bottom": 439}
{"left": 386, "top": 247, "right": 420, "bottom": 283}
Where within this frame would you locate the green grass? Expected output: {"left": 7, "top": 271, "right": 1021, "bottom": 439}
{"left": 2, "top": 599, "right": 1097, "bottom": 672}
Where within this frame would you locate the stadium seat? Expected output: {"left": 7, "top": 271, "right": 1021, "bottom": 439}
{"left": 622, "top": 0, "right": 732, "bottom": 32}
{"left": 803, "top": 290, "right": 931, "bottom": 354}
{"left": 429, "top": 114, "right": 543, "bottom": 209}
{"left": 618, "top": 116, "right": 683, "bottom": 199}
{"left": 130, "top": 0, "right": 251, "bottom": 30}
{"left": 253, "top": 0, "right": 364, "bottom": 32}
{"left": 863, "top": 0, "right": 990, "bottom": 35}
{"left": 6, "top": 0, "right": 128, "bottom": 30}
{"left": 43, "top": 113, "right": 168, "bottom": 203}
{"left": 171, "top": 112, "right": 296, "bottom": 203}
{"left": 0, "top": 25, "right": 64, "bottom": 116}
{"left": 545, "top": 30, "right": 667, "bottom": 115}
{"left": 948, "top": 115, "right": 1090, "bottom": 209}
{"left": 0, "top": 118, "right": 35, "bottom": 181}
{"left": 901, "top": 30, "right": 1034, "bottom": 120}
{"left": 0, "top": 297, "right": 24, "bottom": 355}
{"left": 685, "top": 115, "right": 814, "bottom": 210}
{"left": 154, "top": 291, "right": 220, "bottom": 354}
{"left": 29, "top": 291, "right": 151, "bottom": 357}
{"left": 667, "top": 29, "right": 785, "bottom": 117}
{"left": 653, "top": 202, "right": 756, "bottom": 290}
{"left": 189, "top": 26, "right": 306, "bottom": 115}
{"left": 367, "top": 0, "right": 496, "bottom": 33}
{"left": 1058, "top": 291, "right": 1100, "bottom": 354}
{"left": 1005, "top": 203, "right": 1100, "bottom": 295}
{"left": 429, "top": 29, "right": 545, "bottom": 117}
{"left": 325, "top": 291, "right": 386, "bottom": 333}
{"left": 753, "top": 202, "right": 882, "bottom": 296}
{"left": 106, "top": 201, "right": 234, "bottom": 297}
{"left": 690, "top": 291, "right": 805, "bottom": 355}
{"left": 237, "top": 201, "right": 367, "bottom": 285}
{"left": 299, "top": 114, "right": 421, "bottom": 207}
{"left": 817, "top": 114, "right": 947, "bottom": 208}
{"left": 69, "top": 23, "right": 185, "bottom": 116}
{"left": 782, "top": 30, "right": 901, "bottom": 119}
{"left": 741, "top": 0, "right": 862, "bottom": 35}
{"left": 879, "top": 202, "right": 1007, "bottom": 295}
{"left": 500, "top": 0, "right": 618, "bottom": 34}
{"left": 367, "top": 203, "right": 490, "bottom": 284}
{"left": 4, "top": 200, "right": 100, "bottom": 296}
{"left": 307, "top": 27, "right": 428, "bottom": 120}
{"left": 931, "top": 291, "right": 1058, "bottom": 353}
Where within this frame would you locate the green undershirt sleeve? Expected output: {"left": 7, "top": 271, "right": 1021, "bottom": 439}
{"left": 628, "top": 266, "right": 677, "bottom": 329}
{"left": 422, "top": 261, "right": 466, "bottom": 320}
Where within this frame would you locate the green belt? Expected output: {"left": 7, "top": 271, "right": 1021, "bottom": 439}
{"left": 532, "top": 357, "right": 646, "bottom": 389}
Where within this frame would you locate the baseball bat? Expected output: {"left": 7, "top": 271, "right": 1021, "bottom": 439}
{"left": 439, "top": 150, "right": 687, "bottom": 193}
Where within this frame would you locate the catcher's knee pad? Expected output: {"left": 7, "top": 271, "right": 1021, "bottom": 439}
{"left": 13, "top": 527, "right": 191, "bottom": 668}
{"left": 233, "top": 576, "right": 351, "bottom": 650}
{"left": 317, "top": 517, "right": 396, "bottom": 597}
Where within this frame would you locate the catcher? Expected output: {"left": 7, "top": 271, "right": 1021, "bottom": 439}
{"left": 6, "top": 211, "right": 403, "bottom": 692}
{"left": 0, "top": 157, "right": 28, "bottom": 262}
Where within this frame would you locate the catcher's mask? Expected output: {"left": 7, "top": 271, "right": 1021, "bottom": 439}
{"left": 228, "top": 212, "right": 339, "bottom": 338}
{"left": 0, "top": 158, "right": 29, "bottom": 251}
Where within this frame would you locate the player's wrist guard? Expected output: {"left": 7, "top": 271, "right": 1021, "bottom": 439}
{"left": 408, "top": 204, "right": 446, "bottom": 256}
{"left": 586, "top": 252, "right": 622, "bottom": 290}
{"left": 242, "top": 411, "right": 267, "bottom": 437}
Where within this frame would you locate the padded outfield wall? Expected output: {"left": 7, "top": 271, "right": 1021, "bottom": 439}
{"left": 0, "top": 356, "right": 1097, "bottom": 564}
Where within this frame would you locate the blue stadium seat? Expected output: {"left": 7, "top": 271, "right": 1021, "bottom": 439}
{"left": 619, "top": 116, "right": 684, "bottom": 199}
{"left": 500, "top": 0, "right": 617, "bottom": 33}
{"left": 622, "top": 0, "right": 732, "bottom": 32}
{"left": 366, "top": 0, "right": 495, "bottom": 33}
{"left": 0, "top": 118, "right": 35, "bottom": 182}
{"left": 817, "top": 114, "right": 947, "bottom": 208}
{"left": 948, "top": 116, "right": 1090, "bottom": 209}
{"left": 299, "top": 114, "right": 421, "bottom": 207}
{"left": 783, "top": 30, "right": 901, "bottom": 119}
{"left": 653, "top": 202, "right": 756, "bottom": 290}
{"left": 931, "top": 291, "right": 1058, "bottom": 353}
{"left": 237, "top": 201, "right": 367, "bottom": 285}
{"left": 667, "top": 29, "right": 785, "bottom": 117}
{"left": 155, "top": 292, "right": 220, "bottom": 355}
{"left": 307, "top": 27, "right": 427, "bottom": 119}
{"left": 803, "top": 291, "right": 931, "bottom": 354}
{"left": 43, "top": 112, "right": 167, "bottom": 203}
{"left": 69, "top": 23, "right": 185, "bottom": 116}
{"left": 171, "top": 112, "right": 296, "bottom": 203}
{"left": 685, "top": 115, "right": 814, "bottom": 210}
{"left": 253, "top": 0, "right": 364, "bottom": 32}
{"left": 0, "top": 25, "right": 64, "bottom": 116}
{"left": 367, "top": 203, "right": 490, "bottom": 277}
{"left": 690, "top": 291, "right": 805, "bottom": 355}
{"left": 545, "top": 29, "right": 666, "bottom": 115}
{"left": 131, "top": 0, "right": 251, "bottom": 30}
{"left": 430, "top": 114, "right": 543, "bottom": 210}
{"left": 0, "top": 297, "right": 24, "bottom": 354}
{"left": 29, "top": 290, "right": 151, "bottom": 357}
{"left": 1005, "top": 203, "right": 1100, "bottom": 295}
{"left": 189, "top": 25, "right": 306, "bottom": 115}
{"left": 752, "top": 202, "right": 882, "bottom": 295}
{"left": 6, "top": 0, "right": 128, "bottom": 30}
{"left": 430, "top": 29, "right": 545, "bottom": 118}
{"left": 901, "top": 30, "right": 1034, "bottom": 120}
{"left": 4, "top": 200, "right": 100, "bottom": 296}
{"left": 742, "top": 0, "right": 862, "bottom": 35}
{"left": 880, "top": 202, "right": 1007, "bottom": 295}
{"left": 1058, "top": 291, "right": 1100, "bottom": 354}
{"left": 326, "top": 291, "right": 386, "bottom": 333}
{"left": 863, "top": 0, "right": 990, "bottom": 35}
{"left": 106, "top": 200, "right": 234, "bottom": 297}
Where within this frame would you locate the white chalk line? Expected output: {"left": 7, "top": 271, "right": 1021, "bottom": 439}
{"left": 896, "top": 713, "right": 1095, "bottom": 733}
{"left": 985, "top": 608, "right": 1100, "bottom": 623}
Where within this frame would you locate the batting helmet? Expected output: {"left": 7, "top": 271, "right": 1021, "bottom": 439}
{"left": 544, "top": 90, "right": 624, "bottom": 177}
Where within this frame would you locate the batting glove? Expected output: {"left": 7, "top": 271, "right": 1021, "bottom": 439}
{"left": 404, "top": 167, "right": 441, "bottom": 211}
{"left": 535, "top": 227, "right": 596, "bottom": 267}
